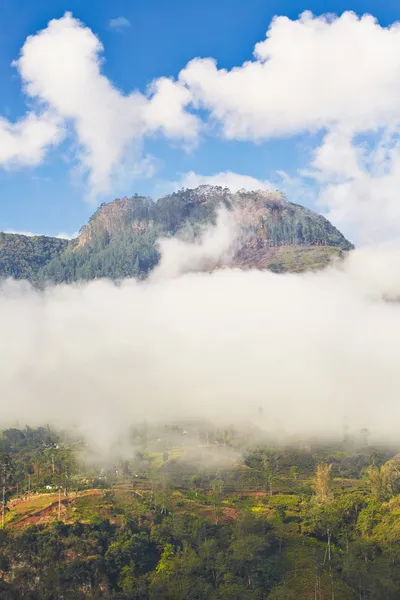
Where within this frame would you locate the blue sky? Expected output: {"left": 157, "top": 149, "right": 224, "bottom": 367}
{"left": 1, "top": 0, "right": 400, "bottom": 242}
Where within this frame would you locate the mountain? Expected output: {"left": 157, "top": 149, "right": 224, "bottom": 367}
{"left": 0, "top": 187, "right": 354, "bottom": 283}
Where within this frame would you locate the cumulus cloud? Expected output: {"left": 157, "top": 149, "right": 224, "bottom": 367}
{"left": 109, "top": 16, "right": 131, "bottom": 31}
{"left": 179, "top": 11, "right": 400, "bottom": 139}
{"left": 1, "top": 243, "right": 400, "bottom": 449}
{"left": 169, "top": 171, "right": 275, "bottom": 193}
{"left": 0, "top": 111, "right": 62, "bottom": 167}
{"left": 6, "top": 12, "right": 199, "bottom": 198}
{"left": 172, "top": 11, "right": 400, "bottom": 243}
{"left": 304, "top": 128, "right": 400, "bottom": 244}
{"left": 4, "top": 8, "right": 400, "bottom": 238}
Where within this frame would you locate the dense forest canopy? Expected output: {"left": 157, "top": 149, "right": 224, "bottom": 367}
{"left": 0, "top": 423, "right": 398, "bottom": 599}
{"left": 0, "top": 233, "right": 68, "bottom": 281}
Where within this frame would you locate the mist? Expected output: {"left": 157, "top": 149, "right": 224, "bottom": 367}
{"left": 1, "top": 212, "right": 400, "bottom": 450}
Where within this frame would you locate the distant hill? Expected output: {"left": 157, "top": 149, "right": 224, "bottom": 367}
{"left": 0, "top": 187, "right": 354, "bottom": 283}
{"left": 0, "top": 233, "right": 68, "bottom": 281}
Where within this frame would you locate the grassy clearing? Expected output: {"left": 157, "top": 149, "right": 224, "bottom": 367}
{"left": 267, "top": 245, "right": 343, "bottom": 273}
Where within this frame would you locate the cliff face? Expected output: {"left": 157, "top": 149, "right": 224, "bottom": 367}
{"left": 0, "top": 186, "right": 354, "bottom": 283}
{"left": 76, "top": 196, "right": 157, "bottom": 249}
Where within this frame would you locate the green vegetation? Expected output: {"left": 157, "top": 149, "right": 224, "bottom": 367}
{"left": 40, "top": 227, "right": 160, "bottom": 283}
{"left": 0, "top": 187, "right": 354, "bottom": 284}
{"left": 0, "top": 424, "right": 398, "bottom": 599}
{"left": 0, "top": 233, "right": 68, "bottom": 281}
{"left": 265, "top": 245, "right": 345, "bottom": 273}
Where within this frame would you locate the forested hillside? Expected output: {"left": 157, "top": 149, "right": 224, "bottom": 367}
{"left": 0, "top": 187, "right": 354, "bottom": 284}
{"left": 0, "top": 424, "right": 398, "bottom": 599}
{"left": 0, "top": 233, "right": 68, "bottom": 281}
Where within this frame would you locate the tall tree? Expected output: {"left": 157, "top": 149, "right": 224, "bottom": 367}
{"left": 0, "top": 453, "right": 13, "bottom": 529}
{"left": 313, "top": 463, "right": 333, "bottom": 502}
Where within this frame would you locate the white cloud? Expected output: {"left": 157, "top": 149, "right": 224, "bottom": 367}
{"left": 177, "top": 9, "right": 400, "bottom": 245}
{"left": 4, "top": 230, "right": 44, "bottom": 237}
{"left": 55, "top": 231, "right": 78, "bottom": 240}
{"left": 0, "top": 111, "right": 62, "bottom": 167}
{"left": 3, "top": 229, "right": 78, "bottom": 239}
{"left": 170, "top": 170, "right": 275, "bottom": 193}
{"left": 167, "top": 10, "right": 400, "bottom": 243}
{"left": 179, "top": 11, "right": 400, "bottom": 140}
{"left": 143, "top": 78, "right": 198, "bottom": 142}
{"left": 109, "top": 16, "right": 131, "bottom": 31}
{"left": 3, "top": 245, "right": 400, "bottom": 446}
{"left": 150, "top": 207, "right": 239, "bottom": 281}
{"left": 310, "top": 129, "right": 400, "bottom": 245}
{"left": 8, "top": 12, "right": 199, "bottom": 198}
{"left": 4, "top": 8, "right": 400, "bottom": 242}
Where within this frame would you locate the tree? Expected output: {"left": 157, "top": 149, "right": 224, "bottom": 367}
{"left": 310, "top": 464, "right": 336, "bottom": 600}
{"left": 313, "top": 464, "right": 333, "bottom": 502}
{"left": 211, "top": 470, "right": 225, "bottom": 524}
{"left": 262, "top": 454, "right": 279, "bottom": 496}
{"left": 49, "top": 447, "right": 77, "bottom": 520}
{"left": 0, "top": 454, "right": 14, "bottom": 529}
{"left": 155, "top": 543, "right": 175, "bottom": 576}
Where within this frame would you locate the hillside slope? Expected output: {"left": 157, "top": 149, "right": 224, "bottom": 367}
{"left": 0, "top": 423, "right": 399, "bottom": 600}
{"left": 0, "top": 233, "right": 68, "bottom": 281}
{"left": 0, "top": 187, "right": 354, "bottom": 283}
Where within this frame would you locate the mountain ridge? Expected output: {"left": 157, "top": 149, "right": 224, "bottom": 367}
{"left": 0, "top": 186, "right": 354, "bottom": 283}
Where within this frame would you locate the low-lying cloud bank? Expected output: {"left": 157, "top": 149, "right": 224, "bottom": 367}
{"left": 1, "top": 236, "right": 400, "bottom": 448}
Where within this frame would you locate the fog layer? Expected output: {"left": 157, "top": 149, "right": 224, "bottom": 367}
{"left": 1, "top": 217, "right": 400, "bottom": 447}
